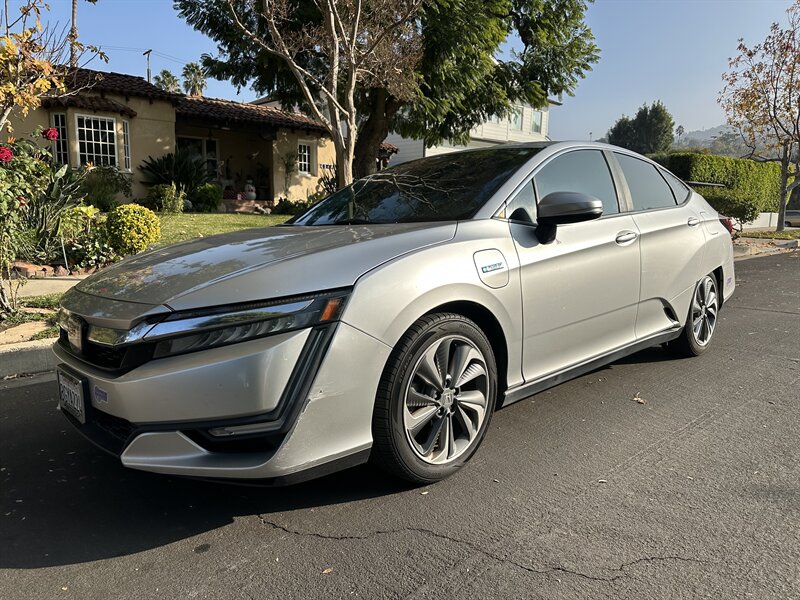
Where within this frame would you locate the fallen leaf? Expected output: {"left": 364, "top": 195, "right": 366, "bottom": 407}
{"left": 322, "top": 568, "right": 333, "bottom": 575}
{"left": 633, "top": 392, "right": 646, "bottom": 404}
{"left": 420, "top": 491, "right": 429, "bottom": 495}
{"left": 598, "top": 479, "right": 608, "bottom": 484}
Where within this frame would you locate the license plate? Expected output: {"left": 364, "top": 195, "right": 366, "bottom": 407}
{"left": 57, "top": 368, "right": 85, "bottom": 424}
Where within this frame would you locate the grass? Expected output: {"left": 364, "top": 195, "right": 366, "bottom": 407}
{"left": 20, "top": 292, "right": 64, "bottom": 310}
{"left": 740, "top": 229, "right": 800, "bottom": 240}
{"left": 158, "top": 213, "right": 290, "bottom": 247}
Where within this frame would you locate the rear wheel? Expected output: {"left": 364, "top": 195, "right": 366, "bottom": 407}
{"left": 371, "top": 313, "right": 497, "bottom": 483}
{"left": 670, "top": 274, "right": 719, "bottom": 357}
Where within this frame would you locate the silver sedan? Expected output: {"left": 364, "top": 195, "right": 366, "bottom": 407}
{"left": 54, "top": 142, "right": 735, "bottom": 484}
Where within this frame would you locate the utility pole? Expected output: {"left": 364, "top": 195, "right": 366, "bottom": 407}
{"left": 143, "top": 49, "right": 152, "bottom": 83}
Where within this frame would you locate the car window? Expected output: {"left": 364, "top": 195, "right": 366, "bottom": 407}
{"left": 660, "top": 169, "right": 690, "bottom": 203}
{"left": 502, "top": 181, "right": 536, "bottom": 223}
{"left": 615, "top": 153, "right": 678, "bottom": 211}
{"left": 534, "top": 150, "right": 619, "bottom": 216}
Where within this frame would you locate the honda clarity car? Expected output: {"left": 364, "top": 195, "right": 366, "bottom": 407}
{"left": 55, "top": 142, "right": 735, "bottom": 484}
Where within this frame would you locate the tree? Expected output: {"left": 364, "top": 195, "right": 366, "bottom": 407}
{"left": 719, "top": 0, "right": 800, "bottom": 232}
{"left": 154, "top": 69, "right": 180, "bottom": 93}
{"left": 676, "top": 124, "right": 684, "bottom": 142}
{"left": 607, "top": 101, "right": 674, "bottom": 154}
{"left": 218, "top": 0, "right": 423, "bottom": 188}
{"left": 0, "top": 0, "right": 105, "bottom": 134}
{"left": 69, "top": 0, "right": 98, "bottom": 68}
{"left": 175, "top": 0, "right": 599, "bottom": 182}
{"left": 182, "top": 62, "right": 207, "bottom": 96}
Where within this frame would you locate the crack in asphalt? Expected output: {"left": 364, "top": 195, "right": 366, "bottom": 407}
{"left": 256, "top": 515, "right": 705, "bottom": 586}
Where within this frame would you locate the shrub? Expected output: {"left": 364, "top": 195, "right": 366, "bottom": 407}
{"left": 191, "top": 182, "right": 222, "bottom": 212}
{"left": 650, "top": 152, "right": 782, "bottom": 223}
{"left": 139, "top": 149, "right": 211, "bottom": 195}
{"left": 142, "top": 183, "right": 184, "bottom": 214}
{"left": 61, "top": 204, "right": 118, "bottom": 268}
{"left": 105, "top": 204, "right": 161, "bottom": 256}
{"left": 81, "top": 166, "right": 132, "bottom": 211}
{"left": 273, "top": 197, "right": 313, "bottom": 215}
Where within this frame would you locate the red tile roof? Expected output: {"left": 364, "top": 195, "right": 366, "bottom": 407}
{"left": 42, "top": 95, "right": 137, "bottom": 118}
{"left": 66, "top": 67, "right": 179, "bottom": 101}
{"left": 175, "top": 95, "right": 327, "bottom": 133}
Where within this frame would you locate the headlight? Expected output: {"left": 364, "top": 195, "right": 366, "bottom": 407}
{"left": 84, "top": 289, "right": 349, "bottom": 359}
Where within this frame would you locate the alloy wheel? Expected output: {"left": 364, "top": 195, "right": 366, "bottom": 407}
{"left": 403, "top": 335, "right": 489, "bottom": 465}
{"left": 691, "top": 275, "right": 718, "bottom": 346}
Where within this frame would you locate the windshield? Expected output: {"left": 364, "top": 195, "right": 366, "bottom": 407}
{"left": 292, "top": 147, "right": 541, "bottom": 225}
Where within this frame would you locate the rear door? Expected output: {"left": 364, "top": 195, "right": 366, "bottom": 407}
{"left": 612, "top": 152, "right": 706, "bottom": 339}
{"left": 507, "top": 149, "right": 641, "bottom": 382}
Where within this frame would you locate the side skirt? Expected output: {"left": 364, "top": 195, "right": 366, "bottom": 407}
{"left": 502, "top": 328, "right": 682, "bottom": 407}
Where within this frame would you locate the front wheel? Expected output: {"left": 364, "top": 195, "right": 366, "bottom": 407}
{"left": 670, "top": 274, "right": 719, "bottom": 357}
{"left": 370, "top": 313, "right": 497, "bottom": 483}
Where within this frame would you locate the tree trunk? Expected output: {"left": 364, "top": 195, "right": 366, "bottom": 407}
{"left": 70, "top": 0, "right": 78, "bottom": 68}
{"left": 353, "top": 89, "right": 401, "bottom": 179}
{"left": 777, "top": 142, "right": 790, "bottom": 232}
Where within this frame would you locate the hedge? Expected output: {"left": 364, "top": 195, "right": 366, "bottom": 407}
{"left": 649, "top": 152, "right": 782, "bottom": 222}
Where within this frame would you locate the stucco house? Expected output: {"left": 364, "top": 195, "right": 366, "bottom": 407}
{"left": 9, "top": 68, "right": 336, "bottom": 204}
{"left": 385, "top": 102, "right": 556, "bottom": 165}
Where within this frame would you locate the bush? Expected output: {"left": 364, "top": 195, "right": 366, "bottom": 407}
{"left": 105, "top": 204, "right": 161, "bottom": 256}
{"left": 61, "top": 204, "right": 118, "bottom": 268}
{"left": 81, "top": 166, "right": 132, "bottom": 211}
{"left": 650, "top": 152, "right": 781, "bottom": 222}
{"left": 142, "top": 183, "right": 184, "bottom": 214}
{"left": 273, "top": 197, "right": 313, "bottom": 215}
{"left": 139, "top": 149, "right": 211, "bottom": 195}
{"left": 191, "top": 182, "right": 223, "bottom": 212}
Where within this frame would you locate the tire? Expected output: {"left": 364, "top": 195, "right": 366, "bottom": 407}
{"left": 370, "top": 313, "right": 497, "bottom": 484}
{"left": 670, "top": 274, "right": 720, "bottom": 357}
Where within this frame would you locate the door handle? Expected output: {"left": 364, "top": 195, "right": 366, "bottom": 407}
{"left": 687, "top": 216, "right": 700, "bottom": 227}
{"left": 615, "top": 231, "right": 638, "bottom": 245}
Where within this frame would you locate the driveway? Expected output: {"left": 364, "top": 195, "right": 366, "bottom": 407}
{"left": 1, "top": 252, "right": 798, "bottom": 599}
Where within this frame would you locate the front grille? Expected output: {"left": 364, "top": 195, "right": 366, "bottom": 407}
{"left": 58, "top": 331, "right": 154, "bottom": 374}
{"left": 92, "top": 409, "right": 134, "bottom": 445}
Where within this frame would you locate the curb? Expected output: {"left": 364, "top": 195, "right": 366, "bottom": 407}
{"left": 0, "top": 338, "right": 57, "bottom": 379}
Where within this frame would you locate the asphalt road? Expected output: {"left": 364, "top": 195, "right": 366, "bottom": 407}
{"left": 1, "top": 252, "right": 799, "bottom": 599}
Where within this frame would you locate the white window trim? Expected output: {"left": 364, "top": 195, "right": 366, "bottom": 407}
{"left": 297, "top": 141, "right": 314, "bottom": 176}
{"left": 75, "top": 113, "right": 118, "bottom": 167}
{"left": 122, "top": 120, "right": 132, "bottom": 172}
{"left": 50, "top": 112, "right": 69, "bottom": 166}
{"left": 530, "top": 110, "right": 543, "bottom": 134}
{"left": 510, "top": 106, "right": 524, "bottom": 131}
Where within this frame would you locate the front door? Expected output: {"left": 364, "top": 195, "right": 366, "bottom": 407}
{"left": 507, "top": 149, "right": 641, "bottom": 382}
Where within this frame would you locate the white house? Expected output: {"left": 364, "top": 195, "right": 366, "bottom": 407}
{"left": 385, "top": 102, "right": 556, "bottom": 165}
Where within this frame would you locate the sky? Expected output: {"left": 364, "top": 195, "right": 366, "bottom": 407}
{"left": 23, "top": 0, "right": 797, "bottom": 140}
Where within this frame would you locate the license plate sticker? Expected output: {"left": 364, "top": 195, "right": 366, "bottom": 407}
{"left": 57, "top": 368, "right": 85, "bottom": 424}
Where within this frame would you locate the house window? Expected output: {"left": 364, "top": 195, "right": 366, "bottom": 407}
{"left": 511, "top": 107, "right": 524, "bottom": 131}
{"left": 122, "top": 120, "right": 131, "bottom": 171}
{"left": 177, "top": 137, "right": 218, "bottom": 177}
{"left": 297, "top": 143, "right": 312, "bottom": 174}
{"left": 530, "top": 110, "right": 543, "bottom": 134}
{"left": 76, "top": 115, "right": 117, "bottom": 167}
{"left": 51, "top": 113, "right": 68, "bottom": 165}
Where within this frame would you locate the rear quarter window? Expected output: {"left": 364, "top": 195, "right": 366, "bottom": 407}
{"left": 660, "top": 169, "right": 691, "bottom": 203}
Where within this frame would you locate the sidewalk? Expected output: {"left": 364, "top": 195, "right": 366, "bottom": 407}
{"left": 2, "top": 275, "right": 86, "bottom": 299}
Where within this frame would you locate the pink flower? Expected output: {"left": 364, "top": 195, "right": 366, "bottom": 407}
{"left": 16, "top": 196, "right": 27, "bottom": 208}
{"left": 0, "top": 146, "right": 13, "bottom": 164}
{"left": 42, "top": 127, "right": 59, "bottom": 141}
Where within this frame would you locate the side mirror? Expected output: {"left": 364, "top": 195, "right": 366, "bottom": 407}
{"left": 536, "top": 191, "right": 603, "bottom": 244}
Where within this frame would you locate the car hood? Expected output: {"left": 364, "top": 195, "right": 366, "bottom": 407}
{"left": 76, "top": 223, "right": 456, "bottom": 310}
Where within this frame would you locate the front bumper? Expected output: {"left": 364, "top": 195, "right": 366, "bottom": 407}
{"left": 55, "top": 321, "right": 392, "bottom": 481}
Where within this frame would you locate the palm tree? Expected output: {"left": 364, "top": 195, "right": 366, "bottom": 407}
{"left": 153, "top": 69, "right": 180, "bottom": 93}
{"left": 182, "top": 62, "right": 207, "bottom": 97}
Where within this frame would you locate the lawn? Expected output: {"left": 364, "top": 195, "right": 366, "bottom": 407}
{"left": 158, "top": 213, "right": 291, "bottom": 247}
{"left": 740, "top": 229, "right": 800, "bottom": 240}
